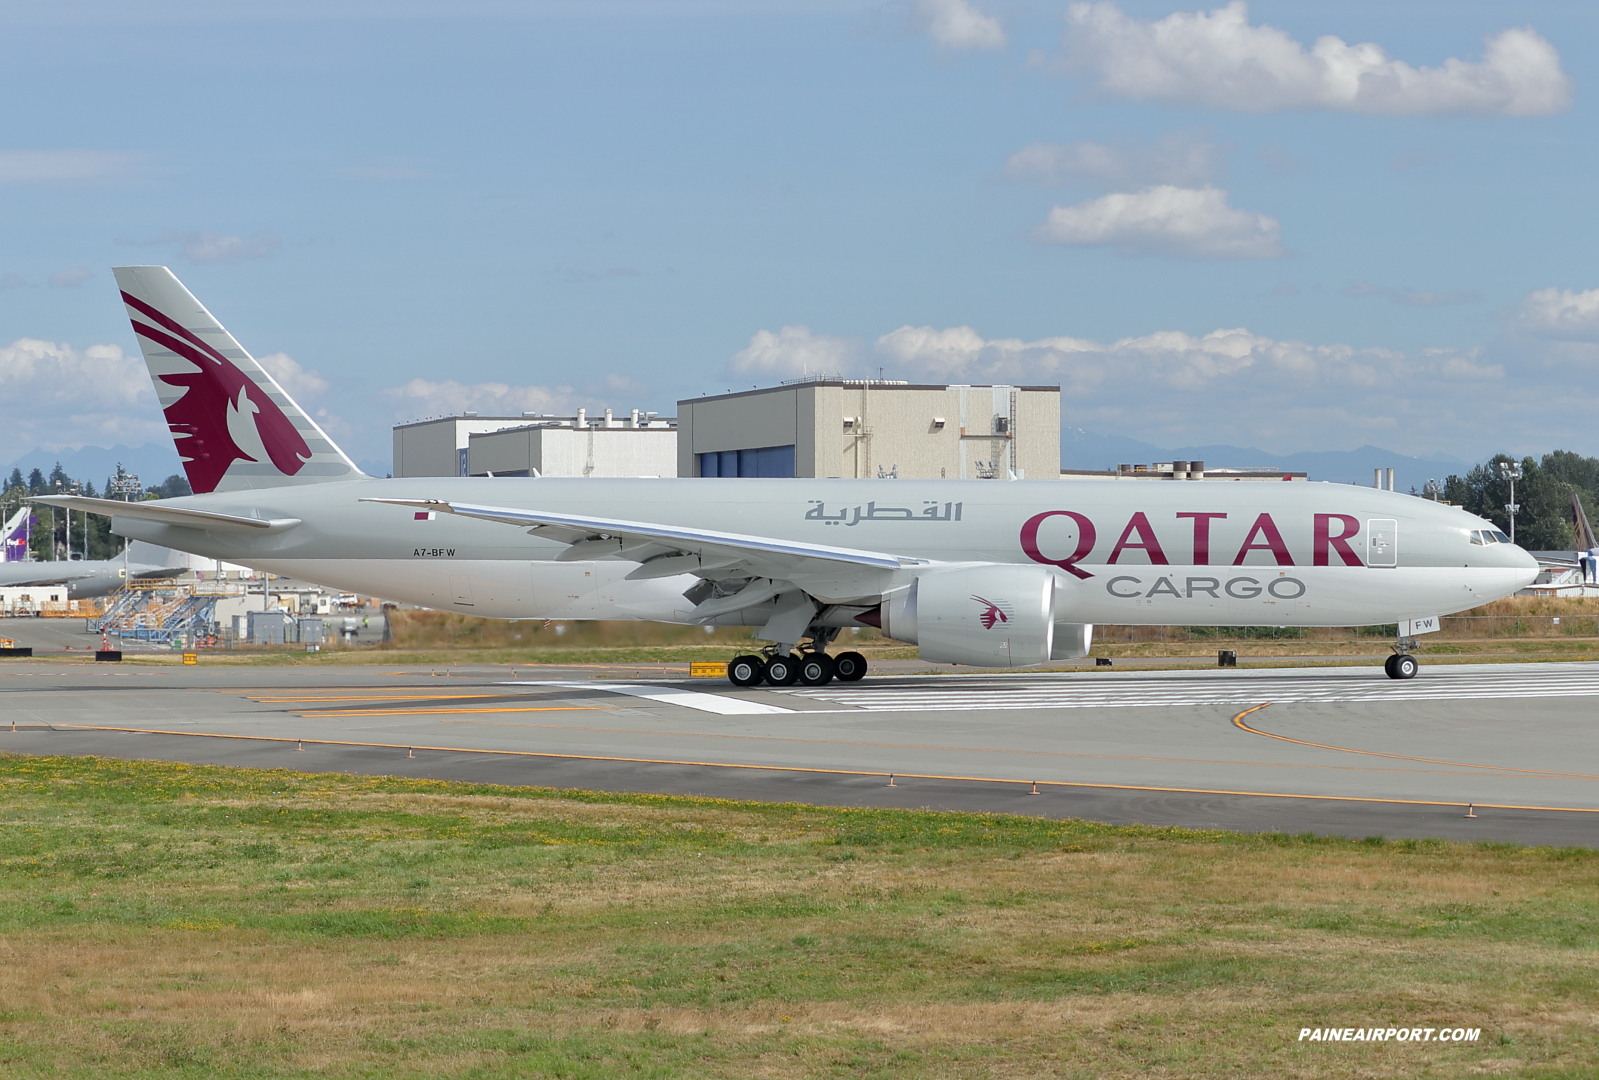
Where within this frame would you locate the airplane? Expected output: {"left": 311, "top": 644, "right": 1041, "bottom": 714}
{"left": 0, "top": 540, "right": 186, "bottom": 599}
{"left": 32, "top": 266, "right": 1539, "bottom": 685}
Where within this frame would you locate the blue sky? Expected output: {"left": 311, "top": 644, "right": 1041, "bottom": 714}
{"left": 2, "top": 0, "right": 1597, "bottom": 473}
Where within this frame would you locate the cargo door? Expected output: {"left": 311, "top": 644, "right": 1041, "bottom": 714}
{"left": 449, "top": 575, "right": 475, "bottom": 606}
{"left": 1367, "top": 519, "right": 1398, "bottom": 568}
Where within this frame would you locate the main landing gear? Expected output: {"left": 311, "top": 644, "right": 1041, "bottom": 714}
{"left": 727, "top": 648, "right": 868, "bottom": 688}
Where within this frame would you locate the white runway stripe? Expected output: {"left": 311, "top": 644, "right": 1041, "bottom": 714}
{"left": 505, "top": 681, "right": 792, "bottom": 715}
{"left": 779, "top": 669, "right": 1599, "bottom": 712}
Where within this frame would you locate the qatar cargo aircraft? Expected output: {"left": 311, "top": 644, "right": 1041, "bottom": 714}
{"left": 34, "top": 267, "right": 1537, "bottom": 686}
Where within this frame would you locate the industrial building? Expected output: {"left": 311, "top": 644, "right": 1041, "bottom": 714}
{"left": 1060, "top": 461, "right": 1308, "bottom": 482}
{"left": 393, "top": 410, "right": 676, "bottom": 478}
{"left": 677, "top": 379, "right": 1060, "bottom": 480}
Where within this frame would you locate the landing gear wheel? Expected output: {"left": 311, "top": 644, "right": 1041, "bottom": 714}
{"left": 1392, "top": 654, "right": 1419, "bottom": 680}
{"left": 763, "top": 654, "right": 801, "bottom": 686}
{"left": 833, "top": 651, "right": 868, "bottom": 682}
{"left": 798, "top": 653, "right": 836, "bottom": 686}
{"left": 728, "top": 655, "right": 766, "bottom": 687}
{"left": 1383, "top": 655, "right": 1398, "bottom": 679}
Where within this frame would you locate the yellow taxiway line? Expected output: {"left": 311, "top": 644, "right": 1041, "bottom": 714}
{"left": 1233, "top": 703, "right": 1599, "bottom": 781}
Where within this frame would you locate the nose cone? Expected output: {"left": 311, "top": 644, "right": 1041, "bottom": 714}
{"left": 1510, "top": 543, "right": 1541, "bottom": 588}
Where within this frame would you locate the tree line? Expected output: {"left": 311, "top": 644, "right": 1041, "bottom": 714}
{"left": 1439, "top": 451, "right": 1599, "bottom": 551}
{"left": 0, "top": 465, "right": 191, "bottom": 562}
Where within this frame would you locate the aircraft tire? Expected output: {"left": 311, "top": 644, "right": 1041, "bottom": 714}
{"left": 1394, "top": 654, "right": 1419, "bottom": 680}
{"left": 1383, "top": 655, "right": 1398, "bottom": 678}
{"left": 763, "top": 654, "right": 801, "bottom": 686}
{"left": 833, "top": 651, "right": 868, "bottom": 681}
{"left": 728, "top": 655, "right": 766, "bottom": 687}
{"left": 798, "top": 653, "right": 835, "bottom": 686}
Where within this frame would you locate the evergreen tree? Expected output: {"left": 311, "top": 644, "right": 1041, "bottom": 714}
{"left": 1443, "top": 454, "right": 1585, "bottom": 550}
{"left": 151, "top": 474, "right": 192, "bottom": 499}
{"left": 7, "top": 468, "right": 22, "bottom": 491}
{"left": 26, "top": 468, "right": 44, "bottom": 494}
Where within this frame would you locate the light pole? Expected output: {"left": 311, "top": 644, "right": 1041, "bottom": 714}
{"left": 1499, "top": 459, "right": 1523, "bottom": 545}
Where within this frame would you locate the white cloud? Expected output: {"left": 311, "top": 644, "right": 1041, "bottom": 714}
{"left": 1032, "top": 185, "right": 1282, "bottom": 258}
{"left": 729, "top": 325, "right": 856, "bottom": 377}
{"left": 256, "top": 352, "right": 330, "bottom": 401}
{"left": 1006, "top": 130, "right": 1224, "bottom": 188}
{"left": 0, "top": 150, "right": 141, "bottom": 183}
{"left": 915, "top": 0, "right": 1005, "bottom": 51}
{"left": 876, "top": 325, "right": 987, "bottom": 378}
{"left": 134, "top": 230, "right": 281, "bottom": 264}
{"left": 870, "top": 322, "right": 1528, "bottom": 453}
{"left": 0, "top": 338, "right": 164, "bottom": 461}
{"left": 1342, "top": 282, "right": 1480, "bottom": 306}
{"left": 381, "top": 378, "right": 578, "bottom": 419}
{"left": 1064, "top": 2, "right": 1571, "bottom": 116}
{"left": 47, "top": 267, "right": 91, "bottom": 289}
{"left": 1516, "top": 287, "right": 1599, "bottom": 341}
{"left": 179, "top": 231, "right": 280, "bottom": 263}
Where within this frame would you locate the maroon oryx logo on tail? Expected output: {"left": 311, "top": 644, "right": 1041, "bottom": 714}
{"left": 122, "top": 291, "right": 311, "bottom": 493}
{"left": 972, "top": 595, "right": 1010, "bottom": 631}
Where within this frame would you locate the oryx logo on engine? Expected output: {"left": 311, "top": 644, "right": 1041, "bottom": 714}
{"left": 972, "top": 594, "right": 1011, "bottom": 630}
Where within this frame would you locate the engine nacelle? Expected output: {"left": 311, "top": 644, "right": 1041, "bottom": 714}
{"left": 1051, "top": 622, "right": 1093, "bottom": 660}
{"left": 878, "top": 564, "right": 1057, "bottom": 667}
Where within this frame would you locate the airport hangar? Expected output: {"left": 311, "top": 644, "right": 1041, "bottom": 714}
{"left": 390, "top": 378, "right": 1308, "bottom": 483}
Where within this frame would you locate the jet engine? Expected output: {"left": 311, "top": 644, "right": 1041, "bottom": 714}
{"left": 1051, "top": 621, "right": 1093, "bottom": 660}
{"left": 873, "top": 564, "right": 1057, "bottom": 667}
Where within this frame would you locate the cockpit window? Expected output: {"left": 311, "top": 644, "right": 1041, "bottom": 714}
{"left": 1490, "top": 530, "right": 1511, "bottom": 544}
{"left": 1470, "top": 530, "right": 1485, "bottom": 545}
{"left": 1470, "top": 529, "right": 1513, "bottom": 546}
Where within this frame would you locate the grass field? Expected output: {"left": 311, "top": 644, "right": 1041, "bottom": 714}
{"left": 0, "top": 755, "right": 1595, "bottom": 1077}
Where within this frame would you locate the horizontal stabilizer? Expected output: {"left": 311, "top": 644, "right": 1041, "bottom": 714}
{"left": 30, "top": 495, "right": 300, "bottom": 533}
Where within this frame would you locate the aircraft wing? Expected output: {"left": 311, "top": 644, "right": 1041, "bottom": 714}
{"left": 0, "top": 563, "right": 92, "bottom": 587}
{"left": 361, "top": 497, "right": 924, "bottom": 611}
{"left": 30, "top": 495, "right": 300, "bottom": 533}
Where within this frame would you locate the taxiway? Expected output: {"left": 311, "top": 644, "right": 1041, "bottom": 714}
{"left": 1, "top": 659, "right": 1595, "bottom": 846}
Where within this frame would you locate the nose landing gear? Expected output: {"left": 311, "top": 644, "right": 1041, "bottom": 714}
{"left": 1384, "top": 626, "right": 1421, "bottom": 680}
{"left": 1385, "top": 653, "right": 1419, "bottom": 679}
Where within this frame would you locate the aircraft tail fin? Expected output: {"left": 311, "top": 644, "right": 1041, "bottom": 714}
{"left": 1, "top": 506, "right": 30, "bottom": 563}
{"left": 112, "top": 266, "right": 365, "bottom": 494}
{"left": 1574, "top": 493, "right": 1598, "bottom": 551}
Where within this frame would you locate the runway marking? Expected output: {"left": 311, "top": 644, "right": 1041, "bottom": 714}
{"left": 505, "top": 681, "right": 792, "bottom": 716}
{"left": 247, "top": 694, "right": 516, "bottom": 703}
{"left": 431, "top": 716, "right": 1542, "bottom": 780}
{"left": 38, "top": 720, "right": 1599, "bottom": 815}
{"left": 1233, "top": 705, "right": 1599, "bottom": 781}
{"left": 782, "top": 668, "right": 1599, "bottom": 711}
{"left": 294, "top": 706, "right": 602, "bottom": 718}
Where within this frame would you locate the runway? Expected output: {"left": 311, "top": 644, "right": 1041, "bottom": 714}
{"left": 1, "top": 658, "right": 1596, "bottom": 846}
